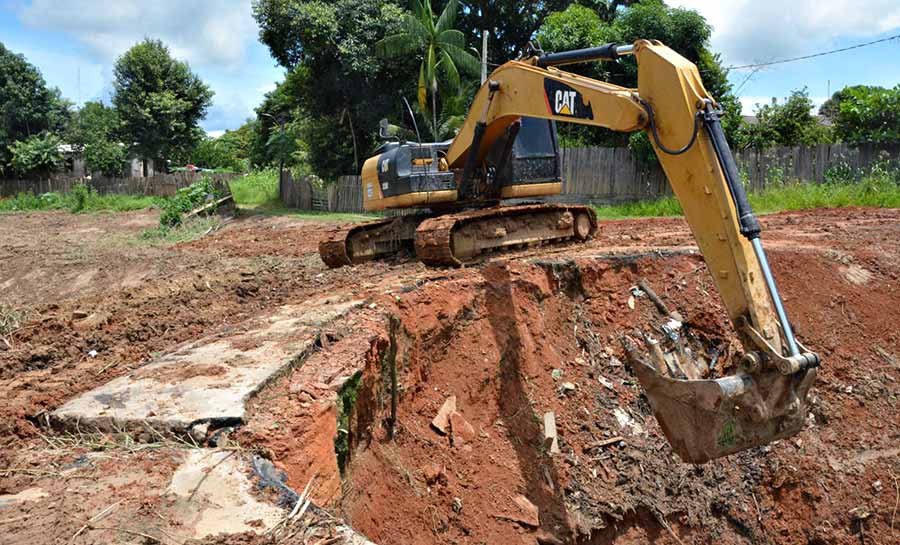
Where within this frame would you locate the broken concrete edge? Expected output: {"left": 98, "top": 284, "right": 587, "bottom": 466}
{"left": 249, "top": 452, "right": 379, "bottom": 545}
{"left": 47, "top": 299, "right": 366, "bottom": 442}
{"left": 42, "top": 412, "right": 244, "bottom": 445}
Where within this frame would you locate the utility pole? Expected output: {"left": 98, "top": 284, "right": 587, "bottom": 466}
{"left": 261, "top": 113, "right": 287, "bottom": 185}
{"left": 481, "top": 30, "right": 489, "bottom": 84}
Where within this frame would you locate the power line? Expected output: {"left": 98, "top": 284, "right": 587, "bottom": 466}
{"left": 727, "top": 33, "right": 900, "bottom": 71}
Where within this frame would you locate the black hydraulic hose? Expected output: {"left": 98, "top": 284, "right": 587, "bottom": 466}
{"left": 700, "top": 103, "right": 761, "bottom": 240}
{"left": 640, "top": 99, "right": 701, "bottom": 156}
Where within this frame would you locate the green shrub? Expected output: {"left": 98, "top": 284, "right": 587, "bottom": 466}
{"left": 69, "top": 182, "right": 90, "bottom": 212}
{"left": 8, "top": 133, "right": 64, "bottom": 178}
{"left": 228, "top": 170, "right": 280, "bottom": 207}
{"left": 159, "top": 177, "right": 226, "bottom": 227}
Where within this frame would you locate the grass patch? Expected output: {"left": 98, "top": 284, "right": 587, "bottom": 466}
{"left": 594, "top": 171, "right": 900, "bottom": 219}
{"left": 0, "top": 304, "right": 25, "bottom": 337}
{"left": 139, "top": 216, "right": 222, "bottom": 244}
{"left": 0, "top": 185, "right": 159, "bottom": 214}
{"left": 228, "top": 169, "right": 280, "bottom": 207}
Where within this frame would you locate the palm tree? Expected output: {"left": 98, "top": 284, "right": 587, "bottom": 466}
{"left": 376, "top": 0, "right": 480, "bottom": 140}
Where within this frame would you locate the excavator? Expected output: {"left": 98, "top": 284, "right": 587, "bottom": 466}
{"left": 320, "top": 40, "right": 819, "bottom": 463}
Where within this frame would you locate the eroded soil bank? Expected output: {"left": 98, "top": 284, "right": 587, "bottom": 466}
{"left": 327, "top": 251, "right": 898, "bottom": 545}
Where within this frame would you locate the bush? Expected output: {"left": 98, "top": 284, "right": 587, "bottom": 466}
{"left": 69, "top": 182, "right": 90, "bottom": 212}
{"left": 228, "top": 170, "right": 280, "bottom": 207}
{"left": 8, "top": 133, "right": 64, "bottom": 178}
{"left": 159, "top": 177, "right": 226, "bottom": 227}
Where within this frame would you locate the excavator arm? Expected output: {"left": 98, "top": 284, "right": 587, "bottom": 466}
{"left": 449, "top": 40, "right": 819, "bottom": 462}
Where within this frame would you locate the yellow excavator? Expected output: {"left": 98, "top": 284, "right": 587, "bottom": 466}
{"left": 321, "top": 40, "right": 819, "bottom": 462}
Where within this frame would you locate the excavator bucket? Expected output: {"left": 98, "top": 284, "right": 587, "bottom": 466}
{"left": 623, "top": 327, "right": 817, "bottom": 463}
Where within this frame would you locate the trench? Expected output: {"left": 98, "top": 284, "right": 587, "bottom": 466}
{"left": 315, "top": 255, "right": 755, "bottom": 545}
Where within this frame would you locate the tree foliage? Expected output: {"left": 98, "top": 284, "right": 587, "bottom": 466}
{"left": 66, "top": 101, "right": 119, "bottom": 149}
{"left": 376, "top": 0, "right": 480, "bottom": 140}
{"left": 191, "top": 137, "right": 245, "bottom": 172}
{"left": 84, "top": 140, "right": 127, "bottom": 177}
{"left": 66, "top": 101, "right": 127, "bottom": 176}
{"left": 741, "top": 89, "right": 832, "bottom": 149}
{"left": 253, "top": 0, "right": 421, "bottom": 178}
{"left": 8, "top": 133, "right": 64, "bottom": 178}
{"left": 113, "top": 39, "right": 213, "bottom": 171}
{"left": 535, "top": 0, "right": 741, "bottom": 148}
{"left": 822, "top": 85, "right": 900, "bottom": 145}
{"left": 0, "top": 42, "right": 70, "bottom": 175}
{"left": 446, "top": 0, "right": 570, "bottom": 61}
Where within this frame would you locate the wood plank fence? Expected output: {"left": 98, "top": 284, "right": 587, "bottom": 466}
{"left": 0, "top": 172, "right": 238, "bottom": 199}
{"left": 278, "top": 142, "right": 900, "bottom": 213}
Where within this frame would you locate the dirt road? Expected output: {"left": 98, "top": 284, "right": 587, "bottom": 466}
{"left": 0, "top": 207, "right": 898, "bottom": 545}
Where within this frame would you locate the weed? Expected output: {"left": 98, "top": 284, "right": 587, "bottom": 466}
{"left": 0, "top": 304, "right": 24, "bottom": 337}
{"left": 0, "top": 188, "right": 158, "bottom": 214}
{"left": 139, "top": 216, "right": 222, "bottom": 244}
{"left": 228, "top": 170, "right": 280, "bottom": 207}
{"left": 69, "top": 182, "right": 90, "bottom": 212}
{"left": 335, "top": 371, "right": 363, "bottom": 475}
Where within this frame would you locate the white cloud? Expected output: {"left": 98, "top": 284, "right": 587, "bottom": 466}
{"left": 18, "top": 0, "right": 257, "bottom": 69}
{"left": 13, "top": 0, "right": 281, "bottom": 132}
{"left": 673, "top": 1, "right": 900, "bottom": 66}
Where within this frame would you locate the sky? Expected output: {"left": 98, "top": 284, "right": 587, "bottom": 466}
{"left": 1, "top": 0, "right": 898, "bottom": 136}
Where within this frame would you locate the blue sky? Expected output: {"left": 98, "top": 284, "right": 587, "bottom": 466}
{"left": 1, "top": 1, "right": 898, "bottom": 135}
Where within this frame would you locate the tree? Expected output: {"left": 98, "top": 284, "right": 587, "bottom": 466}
{"left": 66, "top": 101, "right": 127, "bottom": 176}
{"left": 112, "top": 39, "right": 213, "bottom": 175}
{"left": 66, "top": 101, "right": 120, "bottom": 150}
{"left": 84, "top": 140, "right": 127, "bottom": 177}
{"left": 376, "top": 0, "right": 480, "bottom": 139}
{"left": 741, "top": 88, "right": 832, "bottom": 148}
{"left": 535, "top": 1, "right": 742, "bottom": 148}
{"left": 823, "top": 85, "right": 900, "bottom": 145}
{"left": 191, "top": 137, "right": 245, "bottom": 172}
{"left": 217, "top": 121, "right": 257, "bottom": 165}
{"left": 8, "top": 133, "right": 64, "bottom": 178}
{"left": 449, "top": 0, "right": 570, "bottom": 62}
{"left": 0, "top": 42, "right": 70, "bottom": 175}
{"left": 253, "top": 0, "right": 420, "bottom": 178}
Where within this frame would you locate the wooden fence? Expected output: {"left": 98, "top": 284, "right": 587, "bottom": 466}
{"left": 280, "top": 174, "right": 368, "bottom": 213}
{"left": 278, "top": 142, "right": 900, "bottom": 213}
{"left": 0, "top": 172, "right": 238, "bottom": 199}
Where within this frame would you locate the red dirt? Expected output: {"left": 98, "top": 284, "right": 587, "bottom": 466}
{"left": 1, "top": 206, "right": 899, "bottom": 545}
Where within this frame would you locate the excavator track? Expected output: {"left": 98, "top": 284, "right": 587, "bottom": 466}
{"left": 319, "top": 216, "right": 422, "bottom": 268}
{"left": 414, "top": 203, "right": 597, "bottom": 267}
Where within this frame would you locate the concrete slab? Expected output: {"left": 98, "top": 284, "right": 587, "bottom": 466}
{"left": 0, "top": 446, "right": 381, "bottom": 544}
{"left": 52, "top": 299, "right": 363, "bottom": 434}
{"left": 167, "top": 449, "right": 284, "bottom": 539}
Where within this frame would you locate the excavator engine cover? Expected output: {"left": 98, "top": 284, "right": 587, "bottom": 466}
{"left": 630, "top": 355, "right": 817, "bottom": 463}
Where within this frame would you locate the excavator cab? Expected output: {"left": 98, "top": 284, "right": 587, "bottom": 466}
{"left": 486, "top": 117, "right": 563, "bottom": 199}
